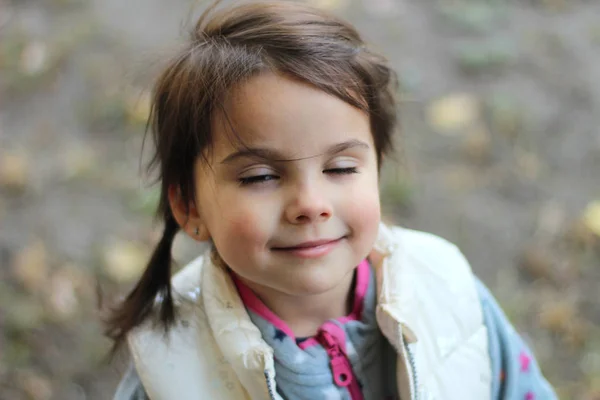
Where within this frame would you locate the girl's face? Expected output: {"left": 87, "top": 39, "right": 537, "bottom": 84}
{"left": 179, "top": 72, "right": 381, "bottom": 298}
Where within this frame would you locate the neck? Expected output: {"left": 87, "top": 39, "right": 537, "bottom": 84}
{"left": 241, "top": 270, "right": 356, "bottom": 338}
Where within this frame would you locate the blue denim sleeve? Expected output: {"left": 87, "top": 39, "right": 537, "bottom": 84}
{"left": 113, "top": 363, "right": 149, "bottom": 400}
{"left": 475, "top": 278, "right": 558, "bottom": 400}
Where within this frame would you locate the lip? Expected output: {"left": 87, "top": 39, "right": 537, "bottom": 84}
{"left": 272, "top": 237, "right": 344, "bottom": 259}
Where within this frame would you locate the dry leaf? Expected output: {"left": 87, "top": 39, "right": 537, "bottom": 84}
{"left": 46, "top": 268, "right": 79, "bottom": 320}
{"left": 538, "top": 300, "right": 578, "bottom": 334}
{"left": 12, "top": 241, "right": 49, "bottom": 293}
{"left": 125, "top": 89, "right": 152, "bottom": 125}
{"left": 582, "top": 201, "right": 600, "bottom": 237}
{"left": 519, "top": 245, "right": 556, "bottom": 282}
{"left": 20, "top": 41, "right": 49, "bottom": 75}
{"left": 427, "top": 93, "right": 479, "bottom": 134}
{"left": 0, "top": 152, "right": 30, "bottom": 190}
{"left": 103, "top": 241, "right": 148, "bottom": 283}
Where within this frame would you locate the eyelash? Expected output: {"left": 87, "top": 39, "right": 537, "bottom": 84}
{"left": 238, "top": 167, "right": 358, "bottom": 186}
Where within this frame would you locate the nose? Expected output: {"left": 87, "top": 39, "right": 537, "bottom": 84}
{"left": 284, "top": 182, "right": 333, "bottom": 224}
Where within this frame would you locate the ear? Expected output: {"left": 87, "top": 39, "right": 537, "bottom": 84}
{"left": 168, "top": 185, "right": 211, "bottom": 242}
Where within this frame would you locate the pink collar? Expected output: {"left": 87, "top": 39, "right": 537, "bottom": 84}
{"left": 231, "top": 259, "right": 371, "bottom": 348}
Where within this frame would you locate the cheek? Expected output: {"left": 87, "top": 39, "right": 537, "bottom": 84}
{"left": 345, "top": 173, "right": 381, "bottom": 218}
{"left": 347, "top": 175, "right": 381, "bottom": 239}
{"left": 212, "top": 199, "right": 274, "bottom": 250}
{"left": 229, "top": 213, "right": 266, "bottom": 243}
{"left": 342, "top": 185, "right": 380, "bottom": 230}
{"left": 355, "top": 194, "right": 381, "bottom": 231}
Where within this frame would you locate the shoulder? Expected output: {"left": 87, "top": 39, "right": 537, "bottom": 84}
{"left": 378, "top": 225, "right": 484, "bottom": 343}
{"left": 126, "top": 253, "right": 220, "bottom": 399}
{"left": 385, "top": 225, "right": 473, "bottom": 284}
{"left": 378, "top": 225, "right": 493, "bottom": 393}
{"left": 391, "top": 226, "right": 462, "bottom": 256}
{"left": 378, "top": 224, "right": 482, "bottom": 321}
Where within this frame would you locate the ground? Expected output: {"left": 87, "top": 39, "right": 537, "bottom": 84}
{"left": 1, "top": 0, "right": 599, "bottom": 399}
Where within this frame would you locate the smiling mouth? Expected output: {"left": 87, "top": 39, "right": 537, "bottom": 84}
{"left": 272, "top": 237, "right": 345, "bottom": 258}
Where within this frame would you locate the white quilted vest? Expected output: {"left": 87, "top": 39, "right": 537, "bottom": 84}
{"left": 128, "top": 224, "right": 492, "bottom": 400}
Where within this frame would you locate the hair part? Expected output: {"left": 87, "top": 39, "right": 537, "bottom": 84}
{"left": 105, "top": 0, "right": 399, "bottom": 355}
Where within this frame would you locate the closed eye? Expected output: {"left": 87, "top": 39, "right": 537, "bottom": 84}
{"left": 239, "top": 175, "right": 279, "bottom": 186}
{"left": 324, "top": 167, "right": 358, "bottom": 175}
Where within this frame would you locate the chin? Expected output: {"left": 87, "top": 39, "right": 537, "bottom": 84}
{"left": 288, "top": 268, "right": 353, "bottom": 295}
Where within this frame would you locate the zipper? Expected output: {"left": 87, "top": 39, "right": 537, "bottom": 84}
{"left": 404, "top": 342, "right": 419, "bottom": 400}
{"left": 318, "top": 330, "right": 364, "bottom": 400}
{"left": 264, "top": 371, "right": 276, "bottom": 400}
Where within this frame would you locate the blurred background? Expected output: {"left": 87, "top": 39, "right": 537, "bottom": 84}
{"left": 1, "top": 0, "right": 599, "bottom": 398}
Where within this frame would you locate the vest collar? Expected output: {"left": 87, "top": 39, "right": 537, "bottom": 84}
{"left": 371, "top": 223, "right": 419, "bottom": 344}
{"left": 200, "top": 253, "right": 277, "bottom": 398}
{"left": 200, "top": 222, "right": 418, "bottom": 370}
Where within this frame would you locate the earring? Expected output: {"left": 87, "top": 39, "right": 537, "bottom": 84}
{"left": 194, "top": 227, "right": 199, "bottom": 236}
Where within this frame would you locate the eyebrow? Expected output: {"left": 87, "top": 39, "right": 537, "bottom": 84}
{"left": 219, "top": 139, "right": 370, "bottom": 165}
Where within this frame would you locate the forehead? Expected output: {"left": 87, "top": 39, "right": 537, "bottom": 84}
{"left": 210, "top": 72, "right": 372, "bottom": 159}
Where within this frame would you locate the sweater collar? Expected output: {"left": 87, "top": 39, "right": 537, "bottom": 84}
{"left": 230, "top": 259, "right": 371, "bottom": 344}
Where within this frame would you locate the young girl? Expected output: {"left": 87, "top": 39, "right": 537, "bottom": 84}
{"left": 109, "top": 2, "right": 557, "bottom": 399}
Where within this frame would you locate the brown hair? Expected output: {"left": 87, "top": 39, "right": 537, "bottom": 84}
{"left": 105, "top": 0, "right": 399, "bottom": 353}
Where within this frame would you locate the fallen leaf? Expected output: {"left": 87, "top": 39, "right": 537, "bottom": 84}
{"left": 125, "top": 88, "right": 152, "bottom": 126}
{"left": 19, "top": 41, "right": 49, "bottom": 75}
{"left": 103, "top": 241, "right": 148, "bottom": 283}
{"left": 538, "top": 300, "right": 578, "bottom": 335}
{"left": 0, "top": 152, "right": 30, "bottom": 191}
{"left": 519, "top": 245, "right": 556, "bottom": 282}
{"left": 582, "top": 201, "right": 600, "bottom": 237}
{"left": 427, "top": 94, "right": 479, "bottom": 134}
{"left": 12, "top": 241, "right": 49, "bottom": 293}
{"left": 46, "top": 268, "right": 80, "bottom": 320}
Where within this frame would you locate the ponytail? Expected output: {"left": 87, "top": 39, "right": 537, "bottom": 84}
{"left": 105, "top": 211, "right": 179, "bottom": 356}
